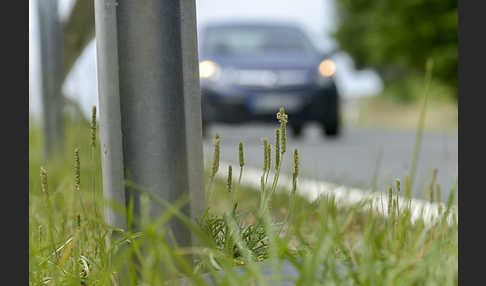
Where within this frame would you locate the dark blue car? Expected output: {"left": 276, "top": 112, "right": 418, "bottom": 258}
{"left": 198, "top": 21, "right": 340, "bottom": 137}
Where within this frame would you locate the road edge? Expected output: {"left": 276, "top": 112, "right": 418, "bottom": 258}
{"left": 217, "top": 161, "right": 457, "bottom": 226}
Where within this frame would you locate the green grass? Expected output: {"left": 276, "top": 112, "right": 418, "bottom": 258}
{"left": 346, "top": 69, "right": 458, "bottom": 132}
{"left": 29, "top": 107, "right": 457, "bottom": 285}
{"left": 347, "top": 96, "right": 458, "bottom": 132}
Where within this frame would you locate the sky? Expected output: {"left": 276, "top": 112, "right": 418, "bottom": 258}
{"left": 29, "top": 0, "right": 383, "bottom": 119}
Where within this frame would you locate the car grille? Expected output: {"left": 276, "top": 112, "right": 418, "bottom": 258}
{"left": 229, "top": 69, "right": 309, "bottom": 89}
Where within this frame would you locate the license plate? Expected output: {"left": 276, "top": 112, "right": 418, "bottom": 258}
{"left": 252, "top": 94, "right": 303, "bottom": 113}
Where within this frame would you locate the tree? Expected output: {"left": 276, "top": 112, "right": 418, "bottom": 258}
{"left": 333, "top": 0, "right": 457, "bottom": 100}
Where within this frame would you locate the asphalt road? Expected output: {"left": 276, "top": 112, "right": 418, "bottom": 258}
{"left": 203, "top": 123, "right": 458, "bottom": 202}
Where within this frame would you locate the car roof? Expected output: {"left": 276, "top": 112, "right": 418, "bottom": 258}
{"left": 197, "top": 20, "right": 321, "bottom": 55}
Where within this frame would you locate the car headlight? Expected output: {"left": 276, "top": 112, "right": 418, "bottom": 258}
{"left": 199, "top": 60, "right": 220, "bottom": 80}
{"left": 316, "top": 59, "right": 336, "bottom": 86}
{"left": 318, "top": 59, "right": 336, "bottom": 77}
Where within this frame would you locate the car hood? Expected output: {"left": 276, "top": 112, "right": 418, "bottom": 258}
{"left": 202, "top": 52, "right": 321, "bottom": 70}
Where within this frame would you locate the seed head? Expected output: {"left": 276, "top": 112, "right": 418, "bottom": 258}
{"left": 266, "top": 143, "right": 271, "bottom": 171}
{"left": 74, "top": 148, "right": 81, "bottom": 191}
{"left": 275, "top": 129, "right": 280, "bottom": 169}
{"left": 238, "top": 142, "right": 245, "bottom": 168}
{"left": 276, "top": 107, "right": 288, "bottom": 124}
{"left": 432, "top": 168, "right": 438, "bottom": 181}
{"left": 387, "top": 186, "right": 393, "bottom": 216}
{"left": 77, "top": 214, "right": 81, "bottom": 229}
{"left": 91, "top": 106, "right": 97, "bottom": 148}
{"left": 227, "top": 165, "right": 232, "bottom": 193}
{"left": 263, "top": 138, "right": 269, "bottom": 172}
{"left": 293, "top": 149, "right": 299, "bottom": 178}
{"left": 276, "top": 108, "right": 288, "bottom": 154}
{"left": 395, "top": 179, "right": 401, "bottom": 193}
{"left": 40, "top": 166, "right": 48, "bottom": 195}
{"left": 211, "top": 134, "right": 220, "bottom": 178}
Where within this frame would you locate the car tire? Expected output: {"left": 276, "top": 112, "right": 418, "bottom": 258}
{"left": 322, "top": 105, "right": 341, "bottom": 138}
{"left": 291, "top": 124, "right": 304, "bottom": 138}
{"left": 323, "top": 119, "right": 340, "bottom": 137}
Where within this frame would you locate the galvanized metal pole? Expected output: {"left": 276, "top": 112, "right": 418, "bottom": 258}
{"left": 94, "top": 0, "right": 205, "bottom": 247}
{"left": 94, "top": 0, "right": 126, "bottom": 234}
{"left": 37, "top": 0, "right": 63, "bottom": 160}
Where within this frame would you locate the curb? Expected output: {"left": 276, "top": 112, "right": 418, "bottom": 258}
{"left": 217, "top": 161, "right": 457, "bottom": 226}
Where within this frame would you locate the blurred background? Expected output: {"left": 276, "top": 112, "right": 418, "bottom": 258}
{"left": 29, "top": 0, "right": 457, "bottom": 200}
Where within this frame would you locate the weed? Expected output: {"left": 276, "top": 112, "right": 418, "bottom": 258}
{"left": 29, "top": 101, "right": 457, "bottom": 285}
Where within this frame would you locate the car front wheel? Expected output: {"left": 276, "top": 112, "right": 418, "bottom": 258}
{"left": 322, "top": 108, "right": 340, "bottom": 138}
{"left": 323, "top": 119, "right": 340, "bottom": 137}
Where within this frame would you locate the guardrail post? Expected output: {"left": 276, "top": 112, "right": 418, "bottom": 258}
{"left": 37, "top": 0, "right": 63, "bottom": 160}
{"left": 94, "top": 0, "right": 205, "bottom": 247}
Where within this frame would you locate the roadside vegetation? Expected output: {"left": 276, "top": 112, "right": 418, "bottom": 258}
{"left": 333, "top": 0, "right": 457, "bottom": 102}
{"left": 342, "top": 66, "right": 457, "bottom": 132}
{"left": 29, "top": 101, "right": 457, "bottom": 285}
{"left": 333, "top": 0, "right": 457, "bottom": 133}
{"left": 346, "top": 95, "right": 457, "bottom": 132}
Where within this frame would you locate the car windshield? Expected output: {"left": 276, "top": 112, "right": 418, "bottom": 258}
{"left": 202, "top": 25, "right": 316, "bottom": 56}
